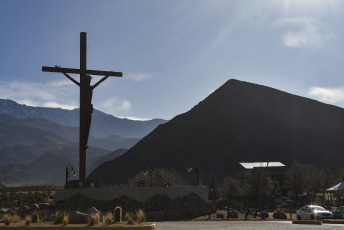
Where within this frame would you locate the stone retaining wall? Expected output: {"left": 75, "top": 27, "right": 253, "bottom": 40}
{"left": 56, "top": 186, "right": 208, "bottom": 203}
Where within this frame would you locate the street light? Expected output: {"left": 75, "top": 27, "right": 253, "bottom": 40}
{"left": 65, "top": 164, "right": 77, "bottom": 189}
{"left": 144, "top": 168, "right": 153, "bottom": 187}
{"left": 187, "top": 163, "right": 199, "bottom": 186}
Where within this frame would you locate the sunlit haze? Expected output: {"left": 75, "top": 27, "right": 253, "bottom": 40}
{"left": 1, "top": 0, "right": 344, "bottom": 120}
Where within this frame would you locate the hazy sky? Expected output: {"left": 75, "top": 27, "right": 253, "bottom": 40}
{"left": 1, "top": 0, "right": 344, "bottom": 120}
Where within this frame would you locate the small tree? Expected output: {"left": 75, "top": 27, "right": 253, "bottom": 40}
{"left": 286, "top": 161, "right": 307, "bottom": 201}
{"left": 208, "top": 174, "right": 220, "bottom": 202}
{"left": 128, "top": 168, "right": 186, "bottom": 187}
{"left": 248, "top": 167, "right": 273, "bottom": 201}
{"left": 318, "top": 167, "right": 334, "bottom": 203}
{"left": 221, "top": 176, "right": 244, "bottom": 209}
{"left": 271, "top": 179, "right": 280, "bottom": 198}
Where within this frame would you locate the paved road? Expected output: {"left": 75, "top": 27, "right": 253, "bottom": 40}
{"left": 155, "top": 221, "right": 344, "bottom": 230}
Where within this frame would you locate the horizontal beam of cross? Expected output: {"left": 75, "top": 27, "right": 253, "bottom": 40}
{"left": 42, "top": 66, "right": 123, "bottom": 77}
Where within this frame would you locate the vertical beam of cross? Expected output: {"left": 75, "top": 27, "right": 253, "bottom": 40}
{"left": 42, "top": 32, "right": 123, "bottom": 182}
{"left": 79, "top": 32, "right": 87, "bottom": 181}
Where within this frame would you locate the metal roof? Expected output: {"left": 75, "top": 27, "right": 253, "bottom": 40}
{"left": 239, "top": 162, "right": 285, "bottom": 169}
{"left": 326, "top": 182, "right": 344, "bottom": 191}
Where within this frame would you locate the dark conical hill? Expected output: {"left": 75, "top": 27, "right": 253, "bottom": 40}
{"left": 88, "top": 79, "right": 344, "bottom": 184}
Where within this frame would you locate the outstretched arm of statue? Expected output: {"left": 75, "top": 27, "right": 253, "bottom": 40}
{"left": 55, "top": 65, "right": 80, "bottom": 86}
{"left": 92, "top": 73, "right": 111, "bottom": 89}
{"left": 62, "top": 72, "right": 81, "bottom": 86}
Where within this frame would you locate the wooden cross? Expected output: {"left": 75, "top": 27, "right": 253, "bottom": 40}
{"left": 42, "top": 32, "right": 122, "bottom": 181}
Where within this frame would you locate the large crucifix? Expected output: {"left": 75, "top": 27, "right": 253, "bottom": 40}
{"left": 42, "top": 32, "right": 122, "bottom": 181}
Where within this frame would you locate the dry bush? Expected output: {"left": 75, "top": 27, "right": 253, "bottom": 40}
{"left": 136, "top": 209, "right": 146, "bottom": 223}
{"left": 89, "top": 213, "right": 100, "bottom": 226}
{"left": 25, "top": 216, "right": 32, "bottom": 226}
{"left": 124, "top": 212, "right": 134, "bottom": 225}
{"left": 54, "top": 211, "right": 68, "bottom": 224}
{"left": 124, "top": 212, "right": 129, "bottom": 221}
{"left": 104, "top": 212, "right": 113, "bottom": 225}
{"left": 63, "top": 215, "right": 69, "bottom": 226}
{"left": 3, "top": 214, "right": 13, "bottom": 226}
{"left": 12, "top": 214, "right": 20, "bottom": 223}
{"left": 216, "top": 212, "right": 224, "bottom": 218}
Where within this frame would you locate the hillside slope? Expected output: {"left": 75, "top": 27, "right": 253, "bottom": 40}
{"left": 88, "top": 79, "right": 344, "bottom": 184}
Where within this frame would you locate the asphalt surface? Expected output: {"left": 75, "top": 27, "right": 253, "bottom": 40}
{"left": 155, "top": 221, "right": 344, "bottom": 230}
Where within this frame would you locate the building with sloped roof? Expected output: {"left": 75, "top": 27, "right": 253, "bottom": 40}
{"left": 235, "top": 162, "right": 290, "bottom": 196}
{"left": 235, "top": 162, "right": 286, "bottom": 178}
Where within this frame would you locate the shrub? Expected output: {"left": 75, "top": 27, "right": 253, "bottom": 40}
{"left": 124, "top": 212, "right": 129, "bottom": 221}
{"left": 54, "top": 211, "right": 65, "bottom": 224}
{"left": 31, "top": 210, "right": 45, "bottom": 222}
{"left": 3, "top": 214, "right": 13, "bottom": 226}
{"left": 89, "top": 213, "right": 100, "bottom": 226}
{"left": 124, "top": 212, "right": 134, "bottom": 225}
{"left": 25, "top": 216, "right": 32, "bottom": 226}
{"left": 13, "top": 214, "right": 20, "bottom": 223}
{"left": 136, "top": 209, "right": 146, "bottom": 223}
{"left": 41, "top": 211, "right": 47, "bottom": 222}
{"left": 31, "top": 212, "right": 39, "bottom": 223}
{"left": 63, "top": 215, "right": 68, "bottom": 226}
{"left": 104, "top": 212, "right": 113, "bottom": 225}
{"left": 216, "top": 212, "right": 225, "bottom": 219}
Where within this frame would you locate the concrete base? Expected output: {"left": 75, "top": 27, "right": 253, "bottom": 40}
{"left": 292, "top": 220, "right": 322, "bottom": 225}
{"left": 56, "top": 186, "right": 208, "bottom": 202}
{"left": 322, "top": 219, "right": 344, "bottom": 224}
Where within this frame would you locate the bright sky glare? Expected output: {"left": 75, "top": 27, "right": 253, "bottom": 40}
{"left": 1, "top": 0, "right": 344, "bottom": 120}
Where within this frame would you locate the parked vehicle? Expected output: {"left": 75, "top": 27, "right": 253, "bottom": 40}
{"left": 296, "top": 205, "right": 333, "bottom": 220}
{"left": 332, "top": 206, "right": 344, "bottom": 219}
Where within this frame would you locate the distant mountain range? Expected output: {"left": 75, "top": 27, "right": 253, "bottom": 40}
{"left": 0, "top": 113, "right": 113, "bottom": 186}
{"left": 0, "top": 113, "right": 136, "bottom": 162}
{"left": 0, "top": 99, "right": 167, "bottom": 138}
{"left": 88, "top": 79, "right": 344, "bottom": 185}
{"left": 0, "top": 99, "right": 166, "bottom": 186}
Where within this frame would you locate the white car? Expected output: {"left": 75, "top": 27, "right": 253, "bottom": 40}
{"left": 296, "top": 205, "right": 333, "bottom": 220}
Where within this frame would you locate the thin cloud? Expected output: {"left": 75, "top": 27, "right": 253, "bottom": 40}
{"left": 0, "top": 79, "right": 134, "bottom": 116}
{"left": 274, "top": 17, "right": 332, "bottom": 48}
{"left": 308, "top": 86, "right": 344, "bottom": 104}
{"left": 119, "top": 116, "right": 151, "bottom": 121}
{"left": 99, "top": 97, "right": 132, "bottom": 115}
{"left": 126, "top": 73, "right": 152, "bottom": 82}
{"left": 0, "top": 80, "right": 78, "bottom": 109}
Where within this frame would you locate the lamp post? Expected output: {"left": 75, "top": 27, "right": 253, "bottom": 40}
{"left": 211, "top": 188, "right": 215, "bottom": 202}
{"left": 187, "top": 163, "right": 199, "bottom": 186}
{"left": 65, "top": 164, "right": 77, "bottom": 189}
{"left": 144, "top": 168, "right": 153, "bottom": 187}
